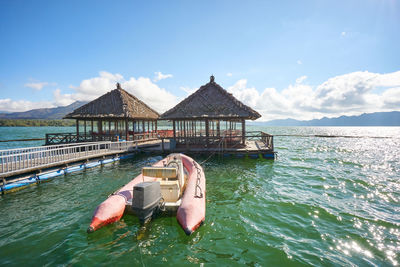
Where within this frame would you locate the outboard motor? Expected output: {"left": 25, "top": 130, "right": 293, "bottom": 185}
{"left": 131, "top": 181, "right": 162, "bottom": 224}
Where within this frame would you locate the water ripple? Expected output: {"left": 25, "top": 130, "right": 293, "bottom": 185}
{"left": 0, "top": 127, "right": 399, "bottom": 265}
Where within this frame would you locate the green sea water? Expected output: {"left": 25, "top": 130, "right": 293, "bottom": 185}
{"left": 0, "top": 126, "right": 399, "bottom": 266}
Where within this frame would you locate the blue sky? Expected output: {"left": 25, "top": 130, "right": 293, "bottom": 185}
{"left": 0, "top": 0, "right": 399, "bottom": 120}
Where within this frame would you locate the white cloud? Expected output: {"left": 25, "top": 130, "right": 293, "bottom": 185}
{"left": 24, "top": 82, "right": 49, "bottom": 91}
{"left": 122, "top": 77, "right": 178, "bottom": 112}
{"left": 70, "top": 71, "right": 123, "bottom": 101}
{"left": 4, "top": 70, "right": 400, "bottom": 120}
{"left": 153, "top": 71, "right": 173, "bottom": 82}
{"left": 227, "top": 71, "right": 400, "bottom": 121}
{"left": 1, "top": 71, "right": 179, "bottom": 113}
{"left": 226, "top": 72, "right": 233, "bottom": 77}
{"left": 297, "top": 60, "right": 302, "bottom": 65}
{"left": 0, "top": 98, "right": 54, "bottom": 112}
{"left": 53, "top": 71, "right": 178, "bottom": 113}
{"left": 53, "top": 89, "right": 75, "bottom": 107}
{"left": 341, "top": 31, "right": 346, "bottom": 37}
{"left": 296, "top": 75, "right": 307, "bottom": 84}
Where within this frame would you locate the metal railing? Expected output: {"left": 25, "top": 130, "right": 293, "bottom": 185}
{"left": 0, "top": 141, "right": 137, "bottom": 177}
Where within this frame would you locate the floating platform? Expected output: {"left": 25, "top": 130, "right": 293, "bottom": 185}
{"left": 140, "top": 139, "right": 276, "bottom": 159}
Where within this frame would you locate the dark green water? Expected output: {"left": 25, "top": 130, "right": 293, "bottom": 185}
{"left": 0, "top": 126, "right": 399, "bottom": 266}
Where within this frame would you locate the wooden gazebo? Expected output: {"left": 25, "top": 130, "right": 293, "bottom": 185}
{"left": 51, "top": 83, "right": 159, "bottom": 144}
{"left": 160, "top": 76, "right": 261, "bottom": 148}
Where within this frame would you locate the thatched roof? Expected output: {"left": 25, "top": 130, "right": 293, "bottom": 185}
{"left": 160, "top": 76, "right": 261, "bottom": 120}
{"left": 64, "top": 83, "right": 159, "bottom": 120}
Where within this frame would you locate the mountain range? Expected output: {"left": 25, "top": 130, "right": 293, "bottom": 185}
{"left": 255, "top": 111, "right": 400, "bottom": 126}
{"left": 0, "top": 101, "right": 87, "bottom": 120}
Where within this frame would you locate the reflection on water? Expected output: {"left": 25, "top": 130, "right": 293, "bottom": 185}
{"left": 0, "top": 126, "right": 399, "bottom": 265}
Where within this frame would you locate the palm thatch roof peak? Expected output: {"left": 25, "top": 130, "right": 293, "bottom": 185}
{"left": 64, "top": 84, "right": 159, "bottom": 120}
{"left": 160, "top": 76, "right": 261, "bottom": 120}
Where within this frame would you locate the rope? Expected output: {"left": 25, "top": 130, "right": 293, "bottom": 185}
{"left": 34, "top": 174, "right": 40, "bottom": 184}
{"left": 109, "top": 191, "right": 128, "bottom": 202}
{"left": 158, "top": 197, "right": 166, "bottom": 212}
{"left": 198, "top": 136, "right": 225, "bottom": 165}
{"left": 193, "top": 160, "right": 203, "bottom": 198}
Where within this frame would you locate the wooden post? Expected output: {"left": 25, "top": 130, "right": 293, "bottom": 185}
{"left": 98, "top": 120, "right": 102, "bottom": 139}
{"left": 241, "top": 119, "right": 246, "bottom": 145}
{"left": 205, "top": 119, "right": 209, "bottom": 146}
{"left": 76, "top": 119, "right": 79, "bottom": 141}
{"left": 125, "top": 119, "right": 129, "bottom": 141}
{"left": 132, "top": 120, "right": 135, "bottom": 140}
{"left": 155, "top": 120, "right": 158, "bottom": 133}
{"left": 142, "top": 121, "right": 145, "bottom": 139}
{"left": 84, "top": 120, "right": 87, "bottom": 140}
{"left": 173, "top": 120, "right": 176, "bottom": 140}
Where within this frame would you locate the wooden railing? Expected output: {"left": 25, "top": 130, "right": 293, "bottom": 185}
{"left": 0, "top": 141, "right": 137, "bottom": 177}
{"left": 248, "top": 131, "right": 274, "bottom": 150}
{"left": 45, "top": 132, "right": 158, "bottom": 145}
{"left": 172, "top": 131, "right": 273, "bottom": 150}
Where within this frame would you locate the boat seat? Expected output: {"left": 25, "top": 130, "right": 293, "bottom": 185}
{"left": 142, "top": 167, "right": 178, "bottom": 180}
{"left": 160, "top": 180, "right": 180, "bottom": 202}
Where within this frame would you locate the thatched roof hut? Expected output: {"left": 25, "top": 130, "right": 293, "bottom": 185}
{"left": 160, "top": 76, "right": 261, "bottom": 147}
{"left": 64, "top": 83, "right": 159, "bottom": 120}
{"left": 54, "top": 83, "right": 159, "bottom": 144}
{"left": 160, "top": 76, "right": 260, "bottom": 120}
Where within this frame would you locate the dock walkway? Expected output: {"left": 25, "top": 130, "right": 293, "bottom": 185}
{"left": 0, "top": 139, "right": 159, "bottom": 179}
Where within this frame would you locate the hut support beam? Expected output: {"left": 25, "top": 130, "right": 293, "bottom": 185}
{"left": 84, "top": 120, "right": 87, "bottom": 139}
{"left": 205, "top": 119, "right": 209, "bottom": 146}
{"left": 125, "top": 119, "right": 129, "bottom": 141}
{"left": 76, "top": 119, "right": 79, "bottom": 139}
{"left": 173, "top": 120, "right": 176, "bottom": 140}
{"left": 242, "top": 119, "right": 245, "bottom": 144}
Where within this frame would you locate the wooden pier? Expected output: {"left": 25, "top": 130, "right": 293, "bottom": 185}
{"left": 0, "top": 139, "right": 159, "bottom": 180}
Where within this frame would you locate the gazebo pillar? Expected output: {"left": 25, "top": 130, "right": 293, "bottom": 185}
{"left": 173, "top": 120, "right": 176, "bottom": 139}
{"left": 84, "top": 120, "right": 87, "bottom": 139}
{"left": 205, "top": 119, "right": 209, "bottom": 146}
{"left": 241, "top": 119, "right": 246, "bottom": 144}
{"left": 76, "top": 119, "right": 79, "bottom": 138}
{"left": 125, "top": 118, "right": 129, "bottom": 141}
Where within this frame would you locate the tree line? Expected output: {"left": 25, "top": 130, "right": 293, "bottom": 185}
{"left": 0, "top": 119, "right": 76, "bottom": 127}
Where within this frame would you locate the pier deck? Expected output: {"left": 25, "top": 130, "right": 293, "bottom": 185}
{"left": 0, "top": 139, "right": 159, "bottom": 179}
{"left": 142, "top": 139, "right": 275, "bottom": 157}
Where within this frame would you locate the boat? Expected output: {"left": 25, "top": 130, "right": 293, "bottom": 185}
{"left": 87, "top": 153, "right": 206, "bottom": 235}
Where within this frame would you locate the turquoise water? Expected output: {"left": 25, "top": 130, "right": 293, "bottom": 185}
{"left": 0, "top": 126, "right": 399, "bottom": 266}
{"left": 0, "top": 126, "right": 75, "bottom": 149}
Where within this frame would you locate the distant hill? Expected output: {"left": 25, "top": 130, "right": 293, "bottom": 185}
{"left": 255, "top": 111, "right": 400, "bottom": 126}
{"left": 0, "top": 101, "right": 87, "bottom": 120}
